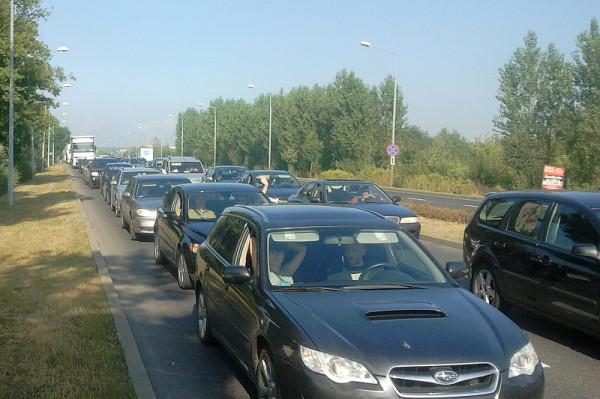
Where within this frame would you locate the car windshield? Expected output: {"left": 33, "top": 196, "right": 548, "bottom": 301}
{"left": 120, "top": 171, "right": 159, "bottom": 185}
{"left": 72, "top": 142, "right": 94, "bottom": 152}
{"left": 187, "top": 191, "right": 268, "bottom": 221}
{"left": 267, "top": 228, "right": 448, "bottom": 289}
{"left": 261, "top": 173, "right": 300, "bottom": 188}
{"left": 135, "top": 179, "right": 190, "bottom": 198}
{"left": 170, "top": 162, "right": 203, "bottom": 173}
{"left": 325, "top": 183, "right": 391, "bottom": 204}
{"left": 215, "top": 168, "right": 245, "bottom": 181}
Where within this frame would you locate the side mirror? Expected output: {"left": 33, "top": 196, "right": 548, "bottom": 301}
{"left": 445, "top": 261, "right": 469, "bottom": 279}
{"left": 222, "top": 266, "right": 252, "bottom": 284}
{"left": 572, "top": 244, "right": 598, "bottom": 258}
{"left": 392, "top": 196, "right": 402, "bottom": 204}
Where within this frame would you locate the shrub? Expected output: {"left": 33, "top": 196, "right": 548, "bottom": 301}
{"left": 319, "top": 169, "right": 355, "bottom": 180}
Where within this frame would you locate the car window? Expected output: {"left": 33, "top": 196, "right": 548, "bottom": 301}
{"left": 508, "top": 201, "right": 551, "bottom": 239}
{"left": 211, "top": 216, "right": 246, "bottom": 263}
{"left": 136, "top": 179, "right": 190, "bottom": 198}
{"left": 162, "top": 187, "right": 176, "bottom": 208}
{"left": 478, "top": 198, "right": 516, "bottom": 228}
{"left": 299, "top": 183, "right": 316, "bottom": 199}
{"left": 171, "top": 192, "right": 183, "bottom": 218}
{"left": 545, "top": 205, "right": 599, "bottom": 251}
{"left": 187, "top": 191, "right": 269, "bottom": 221}
{"left": 236, "top": 225, "right": 258, "bottom": 275}
{"left": 324, "top": 183, "right": 390, "bottom": 204}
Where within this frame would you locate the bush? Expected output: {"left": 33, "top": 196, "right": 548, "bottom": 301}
{"left": 403, "top": 200, "right": 474, "bottom": 224}
{"left": 319, "top": 169, "right": 355, "bottom": 180}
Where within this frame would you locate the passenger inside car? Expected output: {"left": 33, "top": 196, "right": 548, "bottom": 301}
{"left": 268, "top": 241, "right": 307, "bottom": 286}
{"left": 187, "top": 195, "right": 217, "bottom": 220}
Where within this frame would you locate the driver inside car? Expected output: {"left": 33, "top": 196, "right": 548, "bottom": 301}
{"left": 187, "top": 195, "right": 217, "bottom": 220}
{"left": 327, "top": 243, "right": 367, "bottom": 281}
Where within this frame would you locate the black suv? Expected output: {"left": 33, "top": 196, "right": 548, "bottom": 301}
{"left": 464, "top": 191, "right": 600, "bottom": 337}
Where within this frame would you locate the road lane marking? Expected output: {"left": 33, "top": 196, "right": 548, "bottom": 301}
{"left": 464, "top": 205, "right": 478, "bottom": 208}
{"left": 406, "top": 197, "right": 427, "bottom": 202}
{"left": 542, "top": 362, "right": 551, "bottom": 368}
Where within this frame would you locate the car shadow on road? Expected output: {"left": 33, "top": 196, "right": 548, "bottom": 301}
{"left": 507, "top": 307, "right": 600, "bottom": 360}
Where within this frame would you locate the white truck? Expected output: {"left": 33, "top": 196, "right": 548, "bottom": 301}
{"left": 139, "top": 147, "right": 154, "bottom": 163}
{"left": 70, "top": 136, "right": 95, "bottom": 167}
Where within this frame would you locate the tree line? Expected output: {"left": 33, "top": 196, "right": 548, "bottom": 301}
{"left": 171, "top": 18, "right": 600, "bottom": 194}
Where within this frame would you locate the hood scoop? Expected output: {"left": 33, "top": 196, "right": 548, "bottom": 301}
{"left": 364, "top": 302, "right": 446, "bottom": 320}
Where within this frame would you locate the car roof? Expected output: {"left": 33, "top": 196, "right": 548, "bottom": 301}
{"left": 168, "top": 156, "right": 201, "bottom": 162}
{"left": 486, "top": 190, "right": 600, "bottom": 209}
{"left": 106, "top": 163, "right": 133, "bottom": 168}
{"left": 317, "top": 179, "right": 374, "bottom": 184}
{"left": 224, "top": 204, "right": 394, "bottom": 230}
{"left": 178, "top": 182, "right": 261, "bottom": 193}
{"left": 120, "top": 168, "right": 160, "bottom": 174}
{"left": 250, "top": 169, "right": 292, "bottom": 174}
{"left": 213, "top": 165, "right": 246, "bottom": 169}
{"left": 132, "top": 175, "right": 191, "bottom": 182}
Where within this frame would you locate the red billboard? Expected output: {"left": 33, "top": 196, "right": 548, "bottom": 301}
{"left": 542, "top": 165, "right": 565, "bottom": 190}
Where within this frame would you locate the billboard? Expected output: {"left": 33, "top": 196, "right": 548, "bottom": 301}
{"left": 139, "top": 147, "right": 154, "bottom": 162}
{"left": 542, "top": 165, "right": 564, "bottom": 190}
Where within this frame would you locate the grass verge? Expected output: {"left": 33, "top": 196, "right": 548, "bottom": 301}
{"left": 403, "top": 200, "right": 474, "bottom": 224}
{"left": 0, "top": 164, "right": 135, "bottom": 398}
{"left": 419, "top": 217, "right": 466, "bottom": 244}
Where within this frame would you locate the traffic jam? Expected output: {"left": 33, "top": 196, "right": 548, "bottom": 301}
{"left": 70, "top": 153, "right": 600, "bottom": 399}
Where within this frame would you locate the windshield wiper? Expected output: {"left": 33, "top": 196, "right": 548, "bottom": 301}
{"left": 272, "top": 286, "right": 345, "bottom": 292}
{"left": 338, "top": 284, "right": 425, "bottom": 290}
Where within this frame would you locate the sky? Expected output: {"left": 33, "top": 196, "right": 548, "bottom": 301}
{"left": 39, "top": 0, "right": 599, "bottom": 148}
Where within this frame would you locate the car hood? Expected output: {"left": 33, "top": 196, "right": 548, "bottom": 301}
{"left": 271, "top": 288, "right": 526, "bottom": 375}
{"left": 342, "top": 203, "right": 416, "bottom": 218}
{"left": 186, "top": 220, "right": 215, "bottom": 239}
{"left": 267, "top": 187, "right": 299, "bottom": 200}
{"left": 179, "top": 172, "right": 205, "bottom": 183}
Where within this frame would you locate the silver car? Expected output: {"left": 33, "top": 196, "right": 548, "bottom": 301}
{"left": 120, "top": 175, "right": 191, "bottom": 240}
{"left": 111, "top": 168, "right": 160, "bottom": 217}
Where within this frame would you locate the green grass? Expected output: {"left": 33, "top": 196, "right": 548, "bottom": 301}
{"left": 0, "top": 165, "right": 135, "bottom": 399}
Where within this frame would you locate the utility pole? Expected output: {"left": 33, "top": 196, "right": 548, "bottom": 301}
{"left": 268, "top": 93, "right": 272, "bottom": 169}
{"left": 8, "top": 0, "right": 15, "bottom": 206}
{"left": 47, "top": 124, "right": 51, "bottom": 169}
{"left": 180, "top": 115, "right": 184, "bottom": 156}
{"left": 31, "top": 127, "right": 35, "bottom": 176}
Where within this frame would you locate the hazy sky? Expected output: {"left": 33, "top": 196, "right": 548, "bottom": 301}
{"left": 39, "top": 0, "right": 598, "bottom": 147}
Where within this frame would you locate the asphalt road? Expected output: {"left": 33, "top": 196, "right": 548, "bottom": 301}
{"left": 72, "top": 170, "right": 600, "bottom": 399}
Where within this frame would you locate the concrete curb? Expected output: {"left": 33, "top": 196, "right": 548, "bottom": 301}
{"left": 77, "top": 199, "right": 157, "bottom": 399}
{"left": 421, "top": 234, "right": 463, "bottom": 250}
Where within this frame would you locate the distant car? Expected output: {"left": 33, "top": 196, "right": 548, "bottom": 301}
{"left": 84, "top": 157, "right": 119, "bottom": 188}
{"left": 289, "top": 180, "right": 421, "bottom": 237}
{"left": 153, "top": 183, "right": 269, "bottom": 289}
{"left": 76, "top": 158, "right": 90, "bottom": 173}
{"left": 194, "top": 204, "right": 543, "bottom": 399}
{"left": 238, "top": 169, "right": 301, "bottom": 202}
{"left": 110, "top": 168, "right": 160, "bottom": 216}
{"left": 120, "top": 175, "right": 192, "bottom": 240}
{"left": 100, "top": 163, "right": 133, "bottom": 202}
{"left": 148, "top": 157, "right": 166, "bottom": 171}
{"left": 123, "top": 157, "right": 148, "bottom": 167}
{"left": 464, "top": 190, "right": 600, "bottom": 338}
{"left": 164, "top": 156, "right": 205, "bottom": 182}
{"left": 202, "top": 165, "right": 247, "bottom": 183}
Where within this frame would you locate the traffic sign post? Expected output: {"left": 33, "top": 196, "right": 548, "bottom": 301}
{"left": 386, "top": 144, "right": 399, "bottom": 157}
{"left": 386, "top": 144, "right": 399, "bottom": 187}
{"left": 390, "top": 156, "right": 396, "bottom": 166}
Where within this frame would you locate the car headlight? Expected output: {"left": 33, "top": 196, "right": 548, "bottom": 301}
{"left": 136, "top": 209, "right": 156, "bottom": 218}
{"left": 400, "top": 216, "right": 419, "bottom": 224}
{"left": 509, "top": 342, "right": 539, "bottom": 378}
{"left": 91, "top": 171, "right": 99, "bottom": 176}
{"left": 300, "top": 346, "right": 377, "bottom": 384}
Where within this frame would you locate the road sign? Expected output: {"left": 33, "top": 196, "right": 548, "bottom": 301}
{"left": 386, "top": 144, "right": 399, "bottom": 157}
{"left": 542, "top": 165, "right": 564, "bottom": 190}
{"left": 390, "top": 156, "right": 396, "bottom": 166}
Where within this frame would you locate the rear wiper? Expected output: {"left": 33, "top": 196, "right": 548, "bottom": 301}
{"left": 339, "top": 284, "right": 425, "bottom": 290}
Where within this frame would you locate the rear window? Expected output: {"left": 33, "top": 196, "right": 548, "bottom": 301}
{"left": 508, "top": 201, "right": 552, "bottom": 239}
{"left": 478, "top": 198, "right": 515, "bottom": 228}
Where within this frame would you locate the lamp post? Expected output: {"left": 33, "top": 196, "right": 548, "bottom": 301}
{"left": 7, "top": 0, "right": 14, "bottom": 206}
{"left": 199, "top": 103, "right": 217, "bottom": 166}
{"left": 360, "top": 40, "right": 399, "bottom": 187}
{"left": 248, "top": 84, "right": 272, "bottom": 169}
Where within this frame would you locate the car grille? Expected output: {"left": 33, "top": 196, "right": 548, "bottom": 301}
{"left": 385, "top": 216, "right": 401, "bottom": 224}
{"left": 388, "top": 363, "right": 499, "bottom": 398}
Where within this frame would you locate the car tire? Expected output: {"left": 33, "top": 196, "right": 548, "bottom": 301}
{"left": 196, "top": 286, "right": 214, "bottom": 345}
{"left": 256, "top": 348, "right": 282, "bottom": 399}
{"left": 129, "top": 220, "right": 138, "bottom": 241}
{"left": 153, "top": 233, "right": 165, "bottom": 265}
{"left": 177, "top": 251, "right": 193, "bottom": 290}
{"left": 115, "top": 203, "right": 121, "bottom": 217}
{"left": 471, "top": 266, "right": 506, "bottom": 310}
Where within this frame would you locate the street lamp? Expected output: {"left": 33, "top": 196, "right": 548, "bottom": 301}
{"left": 199, "top": 103, "right": 218, "bottom": 167}
{"left": 57, "top": 46, "right": 69, "bottom": 53}
{"left": 248, "top": 84, "right": 272, "bottom": 169}
{"left": 360, "top": 40, "right": 400, "bottom": 187}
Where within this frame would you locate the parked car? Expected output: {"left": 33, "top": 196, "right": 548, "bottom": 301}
{"left": 110, "top": 168, "right": 160, "bottom": 216}
{"left": 120, "top": 175, "right": 192, "bottom": 240}
{"left": 289, "top": 179, "right": 421, "bottom": 237}
{"left": 464, "top": 190, "right": 600, "bottom": 337}
{"left": 202, "top": 165, "right": 247, "bottom": 183}
{"left": 100, "top": 163, "right": 133, "bottom": 201}
{"left": 163, "top": 156, "right": 205, "bottom": 182}
{"left": 153, "top": 183, "right": 269, "bottom": 289}
{"left": 238, "top": 169, "right": 301, "bottom": 202}
{"left": 84, "top": 157, "right": 119, "bottom": 188}
{"left": 194, "top": 204, "right": 544, "bottom": 399}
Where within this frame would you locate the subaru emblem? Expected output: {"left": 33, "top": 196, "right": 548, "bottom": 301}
{"left": 433, "top": 369, "right": 459, "bottom": 385}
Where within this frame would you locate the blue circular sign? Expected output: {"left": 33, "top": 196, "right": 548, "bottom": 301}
{"left": 386, "top": 144, "right": 399, "bottom": 156}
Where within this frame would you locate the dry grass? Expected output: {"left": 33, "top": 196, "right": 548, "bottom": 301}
{"left": 0, "top": 165, "right": 134, "bottom": 399}
{"left": 404, "top": 200, "right": 474, "bottom": 224}
{"left": 419, "top": 217, "right": 466, "bottom": 244}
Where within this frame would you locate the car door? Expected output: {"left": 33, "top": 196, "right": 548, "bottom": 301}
{"left": 500, "top": 200, "right": 553, "bottom": 308}
{"left": 536, "top": 203, "right": 600, "bottom": 326}
{"left": 121, "top": 180, "right": 135, "bottom": 223}
{"left": 291, "top": 182, "right": 316, "bottom": 203}
{"left": 156, "top": 187, "right": 176, "bottom": 253}
{"left": 163, "top": 190, "right": 184, "bottom": 262}
{"left": 222, "top": 222, "right": 262, "bottom": 370}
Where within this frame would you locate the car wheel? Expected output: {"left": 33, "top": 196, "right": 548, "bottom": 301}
{"left": 471, "top": 267, "right": 504, "bottom": 309}
{"left": 129, "top": 219, "right": 138, "bottom": 241}
{"left": 256, "top": 349, "right": 281, "bottom": 399}
{"left": 115, "top": 203, "right": 121, "bottom": 217}
{"left": 153, "top": 234, "right": 165, "bottom": 264}
{"left": 177, "top": 251, "right": 193, "bottom": 289}
{"left": 196, "top": 286, "right": 214, "bottom": 345}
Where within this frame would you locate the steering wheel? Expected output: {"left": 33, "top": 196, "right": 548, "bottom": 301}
{"left": 359, "top": 262, "right": 405, "bottom": 281}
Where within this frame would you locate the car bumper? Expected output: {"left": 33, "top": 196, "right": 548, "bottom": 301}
{"left": 131, "top": 216, "right": 156, "bottom": 235}
{"left": 277, "top": 360, "right": 543, "bottom": 399}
